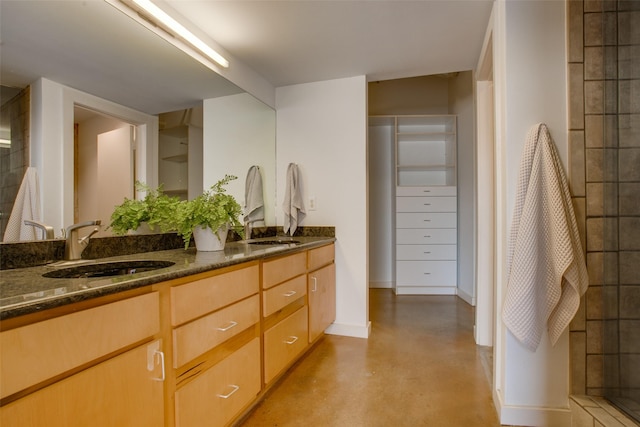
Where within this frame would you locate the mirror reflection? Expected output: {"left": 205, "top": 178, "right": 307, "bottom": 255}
{"left": 0, "top": 1, "right": 276, "bottom": 243}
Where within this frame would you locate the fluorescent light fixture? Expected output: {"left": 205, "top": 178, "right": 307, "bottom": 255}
{"left": 105, "top": 0, "right": 229, "bottom": 69}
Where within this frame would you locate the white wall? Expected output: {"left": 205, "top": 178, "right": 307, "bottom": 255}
{"left": 449, "top": 71, "right": 476, "bottom": 305}
{"left": 491, "top": 1, "right": 571, "bottom": 425}
{"left": 203, "top": 93, "right": 276, "bottom": 226}
{"left": 276, "top": 76, "right": 370, "bottom": 338}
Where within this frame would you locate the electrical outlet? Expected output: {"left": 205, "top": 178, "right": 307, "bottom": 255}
{"left": 308, "top": 196, "right": 316, "bottom": 211}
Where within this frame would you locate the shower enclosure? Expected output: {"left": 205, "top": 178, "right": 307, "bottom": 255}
{"left": 602, "top": 1, "right": 640, "bottom": 422}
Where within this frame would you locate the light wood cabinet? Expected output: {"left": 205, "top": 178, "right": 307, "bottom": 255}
{"left": 174, "top": 338, "right": 260, "bottom": 427}
{"left": 0, "top": 340, "right": 165, "bottom": 427}
{"left": 0, "top": 292, "right": 163, "bottom": 426}
{"left": 263, "top": 306, "right": 309, "bottom": 384}
{"left": 168, "top": 263, "right": 261, "bottom": 427}
{"left": 308, "top": 244, "right": 336, "bottom": 343}
{"left": 0, "top": 243, "right": 336, "bottom": 427}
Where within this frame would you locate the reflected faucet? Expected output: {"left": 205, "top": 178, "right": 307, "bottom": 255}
{"left": 24, "top": 220, "right": 55, "bottom": 240}
{"left": 64, "top": 220, "right": 101, "bottom": 261}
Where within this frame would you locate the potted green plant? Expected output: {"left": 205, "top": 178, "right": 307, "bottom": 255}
{"left": 109, "top": 182, "right": 181, "bottom": 235}
{"left": 175, "top": 175, "right": 244, "bottom": 250}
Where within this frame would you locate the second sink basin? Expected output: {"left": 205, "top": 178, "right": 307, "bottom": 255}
{"left": 42, "top": 260, "right": 175, "bottom": 279}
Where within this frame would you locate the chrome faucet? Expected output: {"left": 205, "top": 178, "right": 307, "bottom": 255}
{"left": 64, "top": 220, "right": 101, "bottom": 260}
{"left": 23, "top": 220, "right": 55, "bottom": 240}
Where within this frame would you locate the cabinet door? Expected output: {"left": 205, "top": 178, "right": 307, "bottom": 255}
{"left": 0, "top": 341, "right": 165, "bottom": 427}
{"left": 175, "top": 338, "right": 261, "bottom": 427}
{"left": 308, "top": 263, "right": 336, "bottom": 343}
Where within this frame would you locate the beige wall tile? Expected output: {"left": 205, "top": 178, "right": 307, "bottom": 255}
{"left": 570, "top": 63, "right": 585, "bottom": 129}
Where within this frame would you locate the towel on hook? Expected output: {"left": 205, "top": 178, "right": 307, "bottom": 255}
{"left": 502, "top": 123, "right": 589, "bottom": 351}
{"left": 282, "top": 163, "right": 305, "bottom": 235}
{"left": 244, "top": 165, "right": 264, "bottom": 225}
{"left": 3, "top": 167, "right": 42, "bottom": 242}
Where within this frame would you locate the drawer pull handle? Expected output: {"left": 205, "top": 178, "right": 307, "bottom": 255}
{"left": 217, "top": 384, "right": 240, "bottom": 399}
{"left": 423, "top": 190, "right": 431, "bottom": 193}
{"left": 284, "top": 336, "right": 299, "bottom": 345}
{"left": 216, "top": 321, "right": 238, "bottom": 332}
{"left": 311, "top": 276, "right": 318, "bottom": 292}
{"left": 423, "top": 203, "right": 431, "bottom": 206}
{"left": 424, "top": 235, "right": 431, "bottom": 238}
{"left": 152, "top": 350, "right": 165, "bottom": 382}
{"left": 283, "top": 290, "right": 297, "bottom": 297}
{"left": 423, "top": 219, "right": 431, "bottom": 222}
{"left": 423, "top": 272, "right": 431, "bottom": 275}
{"left": 423, "top": 251, "right": 431, "bottom": 254}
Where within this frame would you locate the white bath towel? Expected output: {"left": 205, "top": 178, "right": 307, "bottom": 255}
{"left": 3, "top": 167, "right": 42, "bottom": 242}
{"left": 244, "top": 165, "right": 264, "bottom": 225}
{"left": 282, "top": 163, "right": 305, "bottom": 235}
{"left": 503, "top": 123, "right": 589, "bottom": 351}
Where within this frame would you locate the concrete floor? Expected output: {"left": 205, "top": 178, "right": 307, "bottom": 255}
{"left": 239, "top": 289, "right": 500, "bottom": 426}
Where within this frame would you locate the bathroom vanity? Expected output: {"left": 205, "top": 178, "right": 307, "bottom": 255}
{"left": 0, "top": 237, "right": 336, "bottom": 427}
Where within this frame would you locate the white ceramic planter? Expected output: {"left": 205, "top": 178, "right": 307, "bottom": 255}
{"left": 192, "top": 225, "right": 228, "bottom": 251}
{"left": 129, "top": 222, "right": 154, "bottom": 235}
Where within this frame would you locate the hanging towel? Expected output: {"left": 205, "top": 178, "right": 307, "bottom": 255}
{"left": 244, "top": 165, "right": 265, "bottom": 225}
{"left": 502, "top": 123, "right": 589, "bottom": 351}
{"left": 3, "top": 167, "right": 42, "bottom": 242}
{"left": 282, "top": 163, "right": 305, "bottom": 235}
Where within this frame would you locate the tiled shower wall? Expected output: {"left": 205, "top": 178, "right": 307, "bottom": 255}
{"left": 568, "top": 0, "right": 640, "bottom": 413}
{"left": 0, "top": 86, "right": 30, "bottom": 240}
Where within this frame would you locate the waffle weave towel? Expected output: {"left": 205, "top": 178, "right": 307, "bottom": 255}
{"left": 503, "top": 123, "right": 589, "bottom": 351}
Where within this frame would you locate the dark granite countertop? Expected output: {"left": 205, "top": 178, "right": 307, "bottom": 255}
{"left": 0, "top": 236, "right": 335, "bottom": 321}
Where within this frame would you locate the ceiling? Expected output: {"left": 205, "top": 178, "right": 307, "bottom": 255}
{"left": 0, "top": 0, "right": 493, "bottom": 114}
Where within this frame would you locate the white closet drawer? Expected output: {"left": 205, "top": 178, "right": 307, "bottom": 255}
{"left": 396, "top": 196, "right": 456, "bottom": 213}
{"left": 396, "top": 228, "right": 456, "bottom": 244}
{"left": 396, "top": 212, "right": 457, "bottom": 228}
{"left": 396, "top": 186, "right": 456, "bottom": 197}
{"left": 396, "top": 245, "right": 457, "bottom": 260}
{"left": 396, "top": 261, "right": 457, "bottom": 285}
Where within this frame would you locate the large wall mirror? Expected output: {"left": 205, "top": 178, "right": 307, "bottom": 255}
{"left": 0, "top": 1, "right": 276, "bottom": 242}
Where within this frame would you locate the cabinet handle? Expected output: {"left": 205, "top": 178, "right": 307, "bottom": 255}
{"left": 423, "top": 235, "right": 431, "bottom": 238}
{"left": 423, "top": 219, "right": 431, "bottom": 222}
{"left": 423, "top": 190, "right": 431, "bottom": 193}
{"left": 216, "top": 321, "right": 238, "bottom": 332}
{"left": 423, "top": 272, "right": 431, "bottom": 275}
{"left": 423, "top": 203, "right": 431, "bottom": 206}
{"left": 423, "top": 251, "right": 431, "bottom": 254}
{"left": 217, "top": 384, "right": 240, "bottom": 399}
{"left": 284, "top": 336, "right": 299, "bottom": 345}
{"left": 283, "top": 290, "right": 297, "bottom": 297}
{"left": 152, "top": 350, "right": 165, "bottom": 382}
{"left": 311, "top": 276, "right": 318, "bottom": 292}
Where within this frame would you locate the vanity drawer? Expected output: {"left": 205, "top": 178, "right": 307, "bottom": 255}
{"left": 396, "top": 228, "right": 457, "bottom": 244}
{"left": 263, "top": 306, "right": 308, "bottom": 384}
{"left": 171, "top": 264, "right": 259, "bottom": 326}
{"left": 396, "top": 212, "right": 457, "bottom": 228}
{"left": 308, "top": 244, "right": 335, "bottom": 271}
{"left": 0, "top": 292, "right": 159, "bottom": 400}
{"left": 172, "top": 294, "right": 260, "bottom": 368}
{"left": 396, "top": 186, "right": 457, "bottom": 197}
{"left": 262, "top": 252, "right": 306, "bottom": 289}
{"left": 396, "top": 244, "right": 457, "bottom": 261}
{"left": 174, "top": 338, "right": 261, "bottom": 427}
{"left": 396, "top": 261, "right": 457, "bottom": 285}
{"left": 263, "top": 275, "right": 307, "bottom": 317}
{"left": 396, "top": 196, "right": 457, "bottom": 213}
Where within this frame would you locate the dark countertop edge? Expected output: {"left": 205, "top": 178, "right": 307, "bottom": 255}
{"left": 0, "top": 237, "right": 335, "bottom": 321}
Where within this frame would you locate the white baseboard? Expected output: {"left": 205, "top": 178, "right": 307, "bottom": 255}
{"left": 325, "top": 321, "right": 371, "bottom": 339}
{"left": 369, "top": 281, "right": 392, "bottom": 289}
{"left": 494, "top": 388, "right": 571, "bottom": 427}
{"left": 457, "top": 287, "right": 477, "bottom": 306}
{"left": 394, "top": 286, "right": 457, "bottom": 296}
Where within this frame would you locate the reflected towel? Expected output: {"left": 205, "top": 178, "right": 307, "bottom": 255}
{"left": 502, "top": 123, "right": 589, "bottom": 351}
{"left": 3, "top": 167, "right": 42, "bottom": 242}
{"left": 282, "top": 163, "right": 305, "bottom": 235}
{"left": 244, "top": 165, "right": 264, "bottom": 225}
